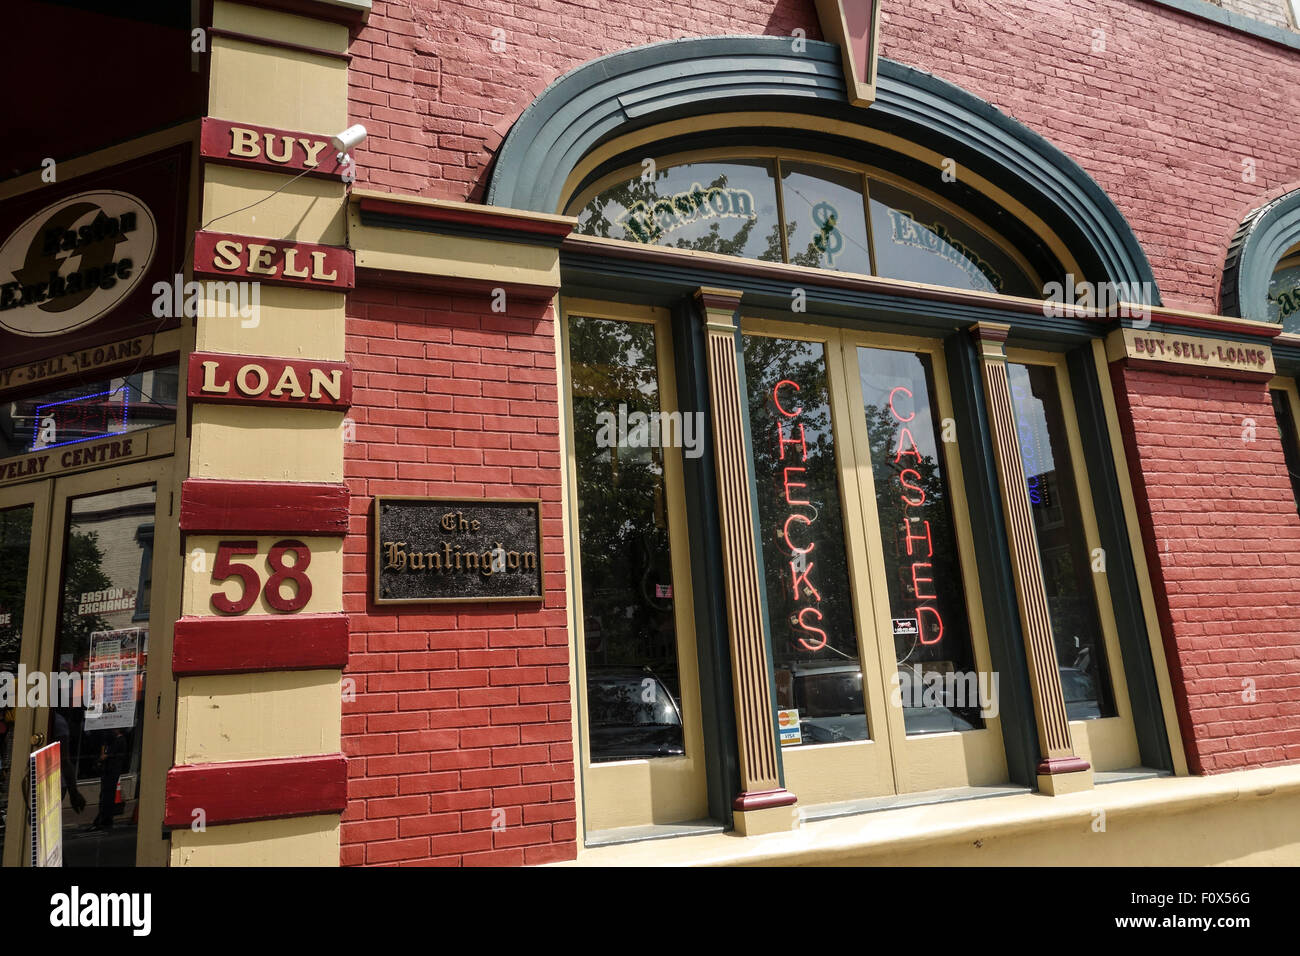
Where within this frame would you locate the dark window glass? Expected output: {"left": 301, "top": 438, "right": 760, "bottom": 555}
{"left": 575, "top": 160, "right": 783, "bottom": 262}
{"left": 1268, "top": 244, "right": 1300, "bottom": 332}
{"left": 0, "top": 366, "right": 179, "bottom": 461}
{"left": 568, "top": 316, "right": 686, "bottom": 763}
{"left": 867, "top": 178, "right": 1037, "bottom": 297}
{"left": 857, "top": 346, "right": 983, "bottom": 734}
{"left": 744, "top": 336, "right": 868, "bottom": 746}
{"left": 779, "top": 161, "right": 872, "bottom": 275}
{"left": 1007, "top": 363, "right": 1116, "bottom": 720}
{"left": 1271, "top": 389, "right": 1300, "bottom": 513}
{"left": 0, "top": 504, "right": 33, "bottom": 850}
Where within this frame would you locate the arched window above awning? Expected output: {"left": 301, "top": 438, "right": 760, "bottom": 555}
{"left": 486, "top": 36, "right": 1160, "bottom": 306}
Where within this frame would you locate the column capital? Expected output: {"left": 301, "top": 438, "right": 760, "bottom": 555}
{"left": 694, "top": 287, "right": 744, "bottom": 331}
{"left": 968, "top": 321, "right": 1011, "bottom": 361}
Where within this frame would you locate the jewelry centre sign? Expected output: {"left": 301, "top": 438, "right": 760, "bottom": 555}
{"left": 373, "top": 497, "right": 544, "bottom": 604}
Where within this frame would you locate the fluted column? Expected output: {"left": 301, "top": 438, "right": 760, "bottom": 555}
{"left": 694, "top": 288, "right": 798, "bottom": 833}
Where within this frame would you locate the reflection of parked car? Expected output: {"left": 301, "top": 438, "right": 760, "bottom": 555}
{"left": 786, "top": 664, "right": 868, "bottom": 744}
{"left": 586, "top": 666, "right": 684, "bottom": 762}
{"left": 1060, "top": 667, "right": 1100, "bottom": 720}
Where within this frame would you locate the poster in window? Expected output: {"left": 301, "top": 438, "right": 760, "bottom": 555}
{"left": 29, "top": 741, "right": 62, "bottom": 867}
{"left": 85, "top": 627, "right": 143, "bottom": 730}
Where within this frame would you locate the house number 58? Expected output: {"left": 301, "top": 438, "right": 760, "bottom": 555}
{"left": 211, "top": 540, "right": 313, "bottom": 614}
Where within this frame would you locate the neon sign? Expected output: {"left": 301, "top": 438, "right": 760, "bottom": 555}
{"left": 31, "top": 387, "right": 129, "bottom": 451}
{"left": 887, "top": 385, "right": 945, "bottom": 646}
{"left": 773, "top": 379, "right": 830, "bottom": 652}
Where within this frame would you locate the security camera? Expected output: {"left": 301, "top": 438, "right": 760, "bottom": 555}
{"left": 331, "top": 125, "right": 367, "bottom": 152}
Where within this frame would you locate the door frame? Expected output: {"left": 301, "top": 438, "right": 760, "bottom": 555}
{"left": 1, "top": 429, "right": 177, "bottom": 866}
{"left": 740, "top": 316, "right": 1011, "bottom": 804}
{"left": 840, "top": 328, "right": 1009, "bottom": 793}
{"left": 560, "top": 299, "right": 710, "bottom": 834}
{"left": 0, "top": 481, "right": 54, "bottom": 867}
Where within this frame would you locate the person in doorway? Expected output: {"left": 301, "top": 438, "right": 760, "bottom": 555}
{"left": 51, "top": 709, "right": 86, "bottom": 816}
{"left": 91, "top": 728, "right": 127, "bottom": 830}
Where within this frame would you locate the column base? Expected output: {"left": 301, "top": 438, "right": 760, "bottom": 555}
{"left": 1036, "top": 756, "right": 1094, "bottom": 795}
{"left": 732, "top": 788, "right": 799, "bottom": 835}
{"left": 734, "top": 805, "right": 800, "bottom": 836}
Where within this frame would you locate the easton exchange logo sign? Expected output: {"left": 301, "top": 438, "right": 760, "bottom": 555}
{"left": 0, "top": 190, "right": 157, "bottom": 338}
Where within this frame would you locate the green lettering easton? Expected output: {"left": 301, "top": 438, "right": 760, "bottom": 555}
{"left": 618, "top": 182, "right": 757, "bottom": 244}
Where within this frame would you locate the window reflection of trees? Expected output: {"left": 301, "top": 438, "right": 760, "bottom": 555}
{"left": 579, "top": 165, "right": 783, "bottom": 263}
{"left": 1009, "top": 363, "right": 1116, "bottom": 719}
{"left": 744, "top": 337, "right": 860, "bottom": 666}
{"left": 569, "top": 317, "right": 682, "bottom": 706}
{"left": 858, "top": 349, "right": 982, "bottom": 731}
{"left": 0, "top": 506, "right": 33, "bottom": 671}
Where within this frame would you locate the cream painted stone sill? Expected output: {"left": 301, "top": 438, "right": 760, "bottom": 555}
{"left": 558, "top": 764, "right": 1300, "bottom": 866}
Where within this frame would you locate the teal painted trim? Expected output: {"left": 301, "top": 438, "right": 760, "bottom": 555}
{"left": 1141, "top": 0, "right": 1300, "bottom": 53}
{"left": 1273, "top": 339, "right": 1300, "bottom": 375}
{"left": 488, "top": 36, "right": 844, "bottom": 212}
{"left": 486, "top": 36, "right": 1160, "bottom": 303}
{"left": 670, "top": 297, "right": 741, "bottom": 826}
{"left": 559, "top": 248, "right": 1103, "bottom": 342}
{"left": 1221, "top": 188, "right": 1300, "bottom": 322}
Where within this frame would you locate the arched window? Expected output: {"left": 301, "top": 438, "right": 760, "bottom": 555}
{"left": 1269, "top": 242, "right": 1300, "bottom": 329}
{"left": 567, "top": 151, "right": 1049, "bottom": 297}
{"left": 1223, "top": 187, "right": 1300, "bottom": 325}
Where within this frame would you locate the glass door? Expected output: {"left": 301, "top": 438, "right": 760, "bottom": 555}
{"left": 840, "top": 331, "right": 1009, "bottom": 793}
{"left": 0, "top": 456, "right": 170, "bottom": 866}
{"left": 740, "top": 318, "right": 1009, "bottom": 806}
{"left": 741, "top": 323, "right": 896, "bottom": 804}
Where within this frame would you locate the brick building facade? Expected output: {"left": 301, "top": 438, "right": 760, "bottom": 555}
{"left": 340, "top": 287, "right": 575, "bottom": 866}
{"left": 4, "top": 0, "right": 1300, "bottom": 869}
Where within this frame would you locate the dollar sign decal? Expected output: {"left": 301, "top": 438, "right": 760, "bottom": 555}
{"left": 811, "top": 202, "right": 843, "bottom": 265}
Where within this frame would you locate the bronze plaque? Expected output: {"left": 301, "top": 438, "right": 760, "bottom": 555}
{"left": 372, "top": 496, "right": 544, "bottom": 605}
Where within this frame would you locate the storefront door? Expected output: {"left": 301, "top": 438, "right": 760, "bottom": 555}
{"left": 0, "top": 455, "right": 172, "bottom": 866}
{"left": 743, "top": 318, "right": 1008, "bottom": 805}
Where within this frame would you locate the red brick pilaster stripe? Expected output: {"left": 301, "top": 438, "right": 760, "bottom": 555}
{"left": 180, "top": 479, "right": 350, "bottom": 535}
{"left": 164, "top": 754, "right": 348, "bottom": 828}
{"left": 173, "top": 613, "right": 349, "bottom": 676}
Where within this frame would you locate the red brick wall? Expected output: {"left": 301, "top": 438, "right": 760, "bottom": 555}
{"left": 340, "top": 284, "right": 576, "bottom": 866}
{"left": 1111, "top": 364, "right": 1300, "bottom": 773}
{"left": 346, "top": 0, "right": 1300, "bottom": 314}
